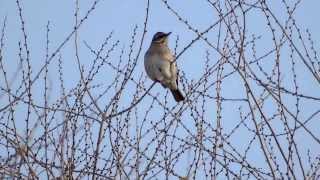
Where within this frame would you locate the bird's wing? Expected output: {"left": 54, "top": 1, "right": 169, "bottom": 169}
{"left": 145, "top": 52, "right": 161, "bottom": 81}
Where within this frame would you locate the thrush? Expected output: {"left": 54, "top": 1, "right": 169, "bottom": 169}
{"left": 144, "top": 32, "right": 184, "bottom": 102}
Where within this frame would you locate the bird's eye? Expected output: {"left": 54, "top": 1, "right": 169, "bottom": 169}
{"left": 153, "top": 34, "right": 166, "bottom": 41}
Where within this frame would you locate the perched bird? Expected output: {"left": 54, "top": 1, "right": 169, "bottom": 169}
{"left": 144, "top": 32, "right": 185, "bottom": 102}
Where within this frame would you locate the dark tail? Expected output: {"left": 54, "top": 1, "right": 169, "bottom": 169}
{"left": 170, "top": 88, "right": 185, "bottom": 102}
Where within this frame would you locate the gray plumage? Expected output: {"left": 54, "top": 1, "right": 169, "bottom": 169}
{"left": 144, "top": 32, "right": 184, "bottom": 102}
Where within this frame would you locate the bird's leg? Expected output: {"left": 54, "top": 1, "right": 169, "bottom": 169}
{"left": 155, "top": 78, "right": 166, "bottom": 88}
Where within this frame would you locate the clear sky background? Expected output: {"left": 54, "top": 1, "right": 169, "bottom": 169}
{"left": 1, "top": 0, "right": 320, "bottom": 179}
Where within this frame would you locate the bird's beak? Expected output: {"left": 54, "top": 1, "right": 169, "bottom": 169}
{"left": 165, "top": 32, "right": 172, "bottom": 36}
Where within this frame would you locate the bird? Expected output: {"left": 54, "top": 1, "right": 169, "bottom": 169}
{"left": 144, "top": 32, "right": 185, "bottom": 102}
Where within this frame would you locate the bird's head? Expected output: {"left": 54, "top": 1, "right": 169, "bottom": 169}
{"left": 151, "top": 32, "right": 171, "bottom": 45}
